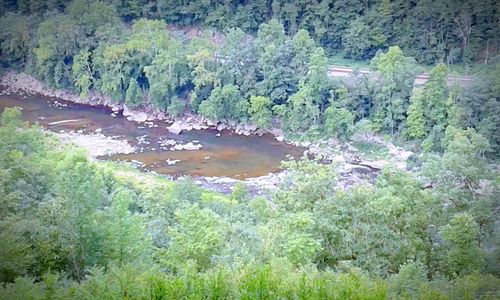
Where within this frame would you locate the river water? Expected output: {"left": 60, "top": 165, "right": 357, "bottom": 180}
{"left": 0, "top": 92, "right": 303, "bottom": 179}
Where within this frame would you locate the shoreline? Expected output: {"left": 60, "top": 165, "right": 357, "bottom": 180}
{"left": 0, "top": 70, "right": 287, "bottom": 141}
{"left": 0, "top": 70, "right": 415, "bottom": 195}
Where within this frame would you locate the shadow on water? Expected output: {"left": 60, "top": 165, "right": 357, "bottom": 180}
{"left": 0, "top": 92, "right": 304, "bottom": 179}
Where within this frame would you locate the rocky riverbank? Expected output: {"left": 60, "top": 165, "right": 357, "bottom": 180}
{"left": 0, "top": 70, "right": 285, "bottom": 139}
{"left": 1, "top": 70, "right": 415, "bottom": 196}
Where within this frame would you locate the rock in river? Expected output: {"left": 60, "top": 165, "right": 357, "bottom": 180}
{"left": 168, "top": 123, "right": 183, "bottom": 135}
{"left": 183, "top": 142, "right": 202, "bottom": 150}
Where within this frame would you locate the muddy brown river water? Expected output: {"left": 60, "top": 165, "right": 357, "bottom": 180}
{"left": 0, "top": 92, "right": 303, "bottom": 179}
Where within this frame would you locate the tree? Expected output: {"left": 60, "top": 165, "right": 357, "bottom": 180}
{"left": 93, "top": 43, "right": 128, "bottom": 101}
{"left": 389, "top": 261, "right": 428, "bottom": 298}
{"left": 423, "top": 64, "right": 449, "bottom": 130}
{"left": 255, "top": 20, "right": 299, "bottom": 105}
{"left": 216, "top": 28, "right": 258, "bottom": 97}
{"left": 125, "top": 78, "right": 142, "bottom": 107}
{"left": 324, "top": 106, "right": 354, "bottom": 140}
{"left": 440, "top": 213, "right": 485, "bottom": 277}
{"left": 187, "top": 37, "right": 219, "bottom": 111}
{"left": 72, "top": 49, "right": 93, "bottom": 97}
{"left": 279, "top": 212, "right": 322, "bottom": 265}
{"left": 405, "top": 88, "right": 426, "bottom": 139}
{"left": 281, "top": 47, "right": 331, "bottom": 135}
{"left": 342, "top": 15, "right": 387, "bottom": 60}
{"left": 144, "top": 35, "right": 189, "bottom": 108}
{"left": 167, "top": 97, "right": 186, "bottom": 117}
{"left": 456, "top": 65, "right": 500, "bottom": 154}
{"left": 166, "top": 205, "right": 227, "bottom": 270}
{"left": 290, "top": 29, "right": 316, "bottom": 77}
{"left": 248, "top": 96, "right": 273, "bottom": 129}
{"left": 423, "top": 127, "right": 496, "bottom": 248}
{"left": 67, "top": 0, "right": 121, "bottom": 50}
{"left": 420, "top": 64, "right": 450, "bottom": 149}
{"left": 370, "top": 46, "right": 418, "bottom": 135}
{"left": 282, "top": 84, "right": 321, "bottom": 134}
{"left": 0, "top": 107, "right": 23, "bottom": 128}
{"left": 33, "top": 14, "right": 79, "bottom": 88}
{"left": 101, "top": 189, "right": 152, "bottom": 266}
{"left": 0, "top": 13, "right": 34, "bottom": 68}
{"left": 199, "top": 85, "right": 249, "bottom": 122}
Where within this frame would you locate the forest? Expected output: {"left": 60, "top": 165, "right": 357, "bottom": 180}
{"left": 0, "top": 0, "right": 499, "bottom": 299}
{"left": 1, "top": 0, "right": 499, "bottom": 150}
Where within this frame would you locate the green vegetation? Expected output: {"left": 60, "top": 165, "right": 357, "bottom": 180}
{"left": 1, "top": 107, "right": 499, "bottom": 298}
{"left": 1, "top": 1, "right": 499, "bottom": 298}
{"left": 1, "top": 0, "right": 499, "bottom": 150}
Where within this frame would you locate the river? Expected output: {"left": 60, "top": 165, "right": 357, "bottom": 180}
{"left": 0, "top": 92, "right": 304, "bottom": 179}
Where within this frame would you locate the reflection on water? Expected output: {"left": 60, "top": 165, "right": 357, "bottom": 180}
{"left": 0, "top": 92, "right": 303, "bottom": 178}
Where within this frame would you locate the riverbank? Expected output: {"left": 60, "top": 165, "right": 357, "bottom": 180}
{"left": 0, "top": 70, "right": 285, "bottom": 139}
{"left": 0, "top": 69, "right": 413, "bottom": 155}
{"left": 1, "top": 70, "right": 415, "bottom": 195}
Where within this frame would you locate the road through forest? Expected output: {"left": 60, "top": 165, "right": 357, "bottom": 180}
{"left": 328, "top": 65, "right": 474, "bottom": 85}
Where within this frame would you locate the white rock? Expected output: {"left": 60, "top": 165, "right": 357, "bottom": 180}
{"left": 206, "top": 119, "right": 218, "bottom": 126}
{"left": 166, "top": 159, "right": 180, "bottom": 165}
{"left": 276, "top": 135, "right": 284, "bottom": 142}
{"left": 131, "top": 112, "right": 148, "bottom": 123}
{"left": 168, "top": 123, "right": 183, "bottom": 135}
{"left": 122, "top": 105, "right": 132, "bottom": 117}
{"left": 217, "top": 123, "right": 228, "bottom": 131}
{"left": 183, "top": 142, "right": 202, "bottom": 150}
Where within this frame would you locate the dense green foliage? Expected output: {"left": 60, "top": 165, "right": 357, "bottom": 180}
{"left": 0, "top": 0, "right": 499, "bottom": 150}
{"left": 2, "top": 0, "right": 497, "bottom": 64}
{"left": 0, "top": 2, "right": 499, "bottom": 296}
{"left": 0, "top": 107, "right": 499, "bottom": 298}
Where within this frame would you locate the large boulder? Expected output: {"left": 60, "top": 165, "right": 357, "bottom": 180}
{"left": 168, "top": 123, "right": 183, "bottom": 135}
{"left": 206, "top": 119, "right": 218, "bottom": 126}
{"left": 129, "top": 112, "right": 148, "bottom": 123}
{"left": 122, "top": 105, "right": 148, "bottom": 122}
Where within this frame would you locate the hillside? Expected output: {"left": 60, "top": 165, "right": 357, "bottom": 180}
{"left": 0, "top": 1, "right": 499, "bottom": 298}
